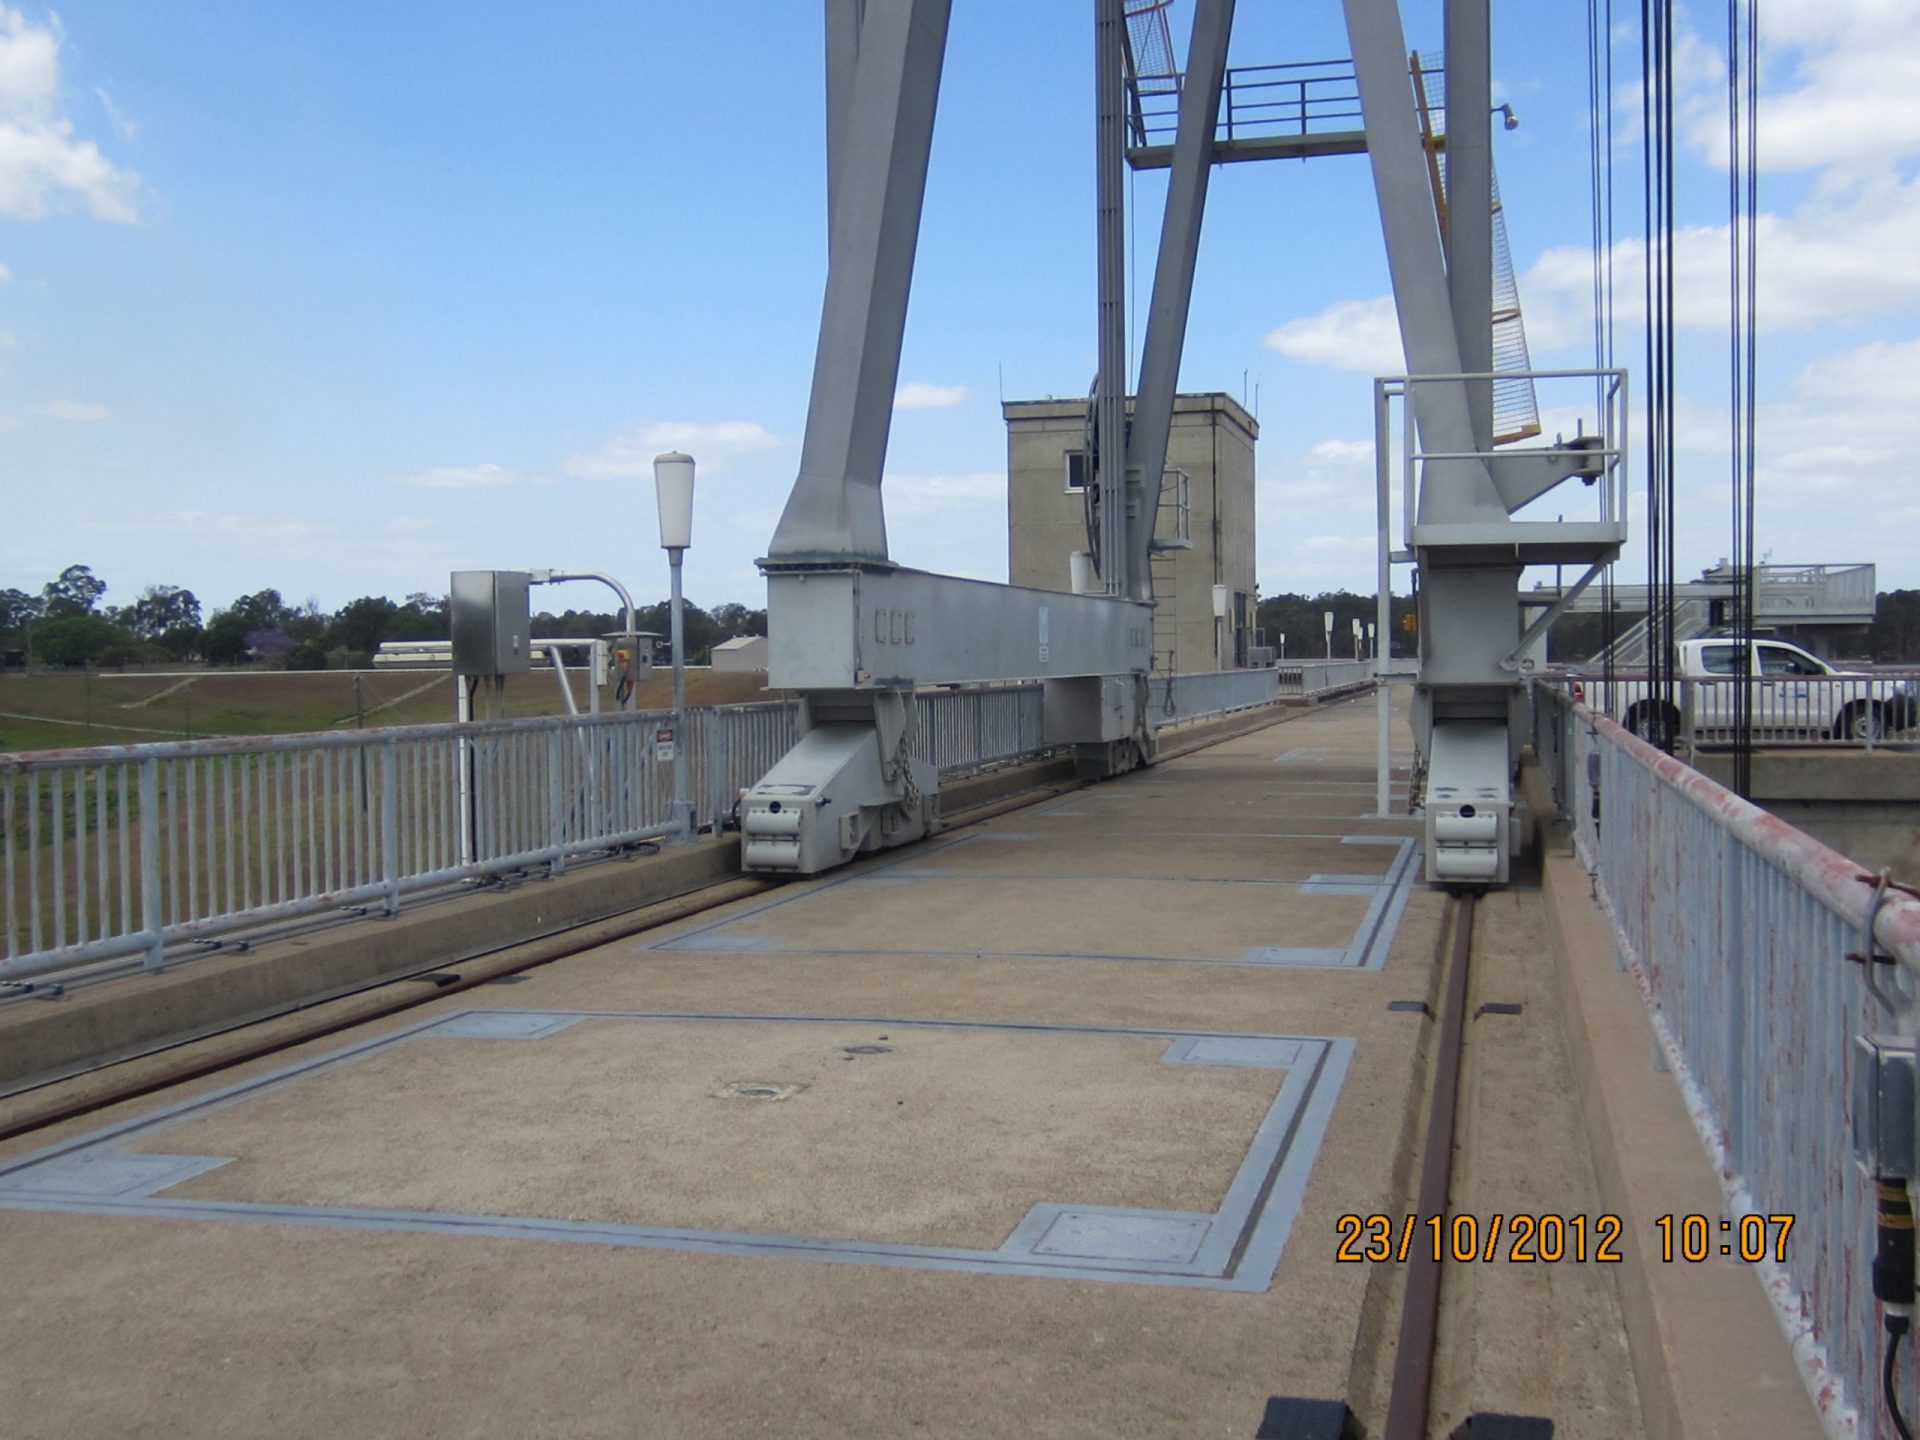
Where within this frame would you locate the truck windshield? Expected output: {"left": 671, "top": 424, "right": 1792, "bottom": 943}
{"left": 1758, "top": 645, "right": 1825, "bottom": 676}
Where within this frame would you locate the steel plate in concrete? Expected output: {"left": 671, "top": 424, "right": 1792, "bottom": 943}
{"left": 0, "top": 1011, "right": 1353, "bottom": 1291}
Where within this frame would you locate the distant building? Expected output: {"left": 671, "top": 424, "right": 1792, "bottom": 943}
{"left": 1003, "top": 393, "right": 1257, "bottom": 673}
{"left": 711, "top": 635, "right": 769, "bottom": 673}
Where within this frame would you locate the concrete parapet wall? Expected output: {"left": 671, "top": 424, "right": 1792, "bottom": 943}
{"left": 1524, "top": 761, "right": 1823, "bottom": 1440}
{"left": 0, "top": 838, "right": 740, "bottom": 1091}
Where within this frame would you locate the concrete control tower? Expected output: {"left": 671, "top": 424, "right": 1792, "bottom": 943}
{"left": 1004, "top": 392, "right": 1257, "bottom": 674}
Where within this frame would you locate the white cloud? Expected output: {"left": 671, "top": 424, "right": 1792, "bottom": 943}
{"left": 1306, "top": 439, "right": 1372, "bottom": 466}
{"left": 881, "top": 470, "right": 1004, "bottom": 517}
{"left": 1690, "top": 1, "right": 1920, "bottom": 173}
{"left": 0, "top": 260, "right": 11, "bottom": 282}
{"left": 895, "top": 381, "right": 968, "bottom": 410}
{"left": 0, "top": 5, "right": 55, "bottom": 110}
{"left": 36, "top": 399, "right": 106, "bottom": 421}
{"left": 1264, "top": 297, "right": 1402, "bottom": 374}
{"left": 93, "top": 86, "right": 136, "bottom": 141}
{"left": 1524, "top": 171, "right": 1920, "bottom": 346}
{"left": 400, "top": 462, "right": 518, "bottom": 490}
{"left": 82, "top": 510, "right": 337, "bottom": 548}
{"left": 562, "top": 420, "right": 786, "bottom": 480}
{"left": 0, "top": 8, "right": 138, "bottom": 223}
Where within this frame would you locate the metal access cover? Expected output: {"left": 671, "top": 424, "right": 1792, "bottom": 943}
{"left": 0, "top": 1011, "right": 1353, "bottom": 1292}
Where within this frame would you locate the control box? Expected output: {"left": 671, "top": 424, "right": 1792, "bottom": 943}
{"left": 450, "top": 570, "right": 532, "bottom": 676}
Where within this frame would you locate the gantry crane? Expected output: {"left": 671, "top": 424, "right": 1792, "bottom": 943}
{"left": 740, "top": 0, "right": 1625, "bottom": 889}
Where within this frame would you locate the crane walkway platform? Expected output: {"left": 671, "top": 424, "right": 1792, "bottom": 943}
{"left": 0, "top": 700, "right": 1643, "bottom": 1437}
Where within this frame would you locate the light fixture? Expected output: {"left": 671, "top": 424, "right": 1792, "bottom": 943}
{"left": 652, "top": 451, "right": 696, "bottom": 551}
{"left": 1494, "top": 103, "right": 1519, "bottom": 131}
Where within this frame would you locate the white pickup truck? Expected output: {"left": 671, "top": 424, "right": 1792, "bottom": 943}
{"left": 1569, "top": 637, "right": 1919, "bottom": 744}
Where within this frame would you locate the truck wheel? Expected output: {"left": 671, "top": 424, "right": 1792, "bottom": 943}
{"left": 1835, "top": 701, "right": 1887, "bottom": 743}
{"left": 1626, "top": 701, "right": 1680, "bottom": 747}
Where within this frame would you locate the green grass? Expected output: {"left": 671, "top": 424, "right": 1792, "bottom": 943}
{"left": 0, "top": 667, "right": 784, "bottom": 755}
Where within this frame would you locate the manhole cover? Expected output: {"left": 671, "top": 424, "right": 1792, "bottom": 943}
{"left": 842, "top": 1044, "right": 894, "bottom": 1056}
{"left": 713, "top": 1081, "right": 805, "bottom": 1102}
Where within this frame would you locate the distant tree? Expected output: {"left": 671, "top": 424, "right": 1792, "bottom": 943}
{"left": 126, "top": 585, "right": 202, "bottom": 640}
{"left": 395, "top": 592, "right": 450, "bottom": 639}
{"left": 284, "top": 598, "right": 328, "bottom": 645}
{"left": 225, "top": 589, "right": 289, "bottom": 632}
{"left": 329, "top": 596, "right": 398, "bottom": 654}
{"left": 41, "top": 564, "right": 107, "bottom": 619}
{"left": 1254, "top": 591, "right": 1417, "bottom": 662}
{"left": 710, "top": 602, "right": 768, "bottom": 638}
{"left": 35, "top": 614, "right": 126, "bottom": 667}
{"left": 0, "top": 587, "right": 42, "bottom": 632}
{"left": 286, "top": 641, "right": 329, "bottom": 671}
{"left": 1870, "top": 591, "right": 1920, "bottom": 663}
{"left": 201, "top": 612, "right": 253, "bottom": 666}
{"left": 158, "top": 623, "right": 205, "bottom": 660}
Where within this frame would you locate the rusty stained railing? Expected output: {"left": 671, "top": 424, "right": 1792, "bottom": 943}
{"left": 1533, "top": 683, "right": 1920, "bottom": 1432}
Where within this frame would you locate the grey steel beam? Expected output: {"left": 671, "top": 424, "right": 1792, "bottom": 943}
{"left": 1095, "top": 0, "right": 1129, "bottom": 594}
{"left": 769, "top": 0, "right": 951, "bottom": 564}
{"left": 1125, "top": 130, "right": 1369, "bottom": 169}
{"left": 824, "top": 0, "right": 866, "bottom": 245}
{"left": 1123, "top": 0, "right": 1235, "bottom": 602}
{"left": 1341, "top": 0, "right": 1501, "bottom": 524}
{"left": 1445, "top": 0, "right": 1494, "bottom": 451}
{"left": 765, "top": 568, "right": 1150, "bottom": 689}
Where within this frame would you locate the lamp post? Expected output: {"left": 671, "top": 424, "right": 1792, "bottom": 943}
{"left": 1323, "top": 610, "right": 1334, "bottom": 661}
{"left": 1211, "top": 583, "right": 1230, "bottom": 671}
{"left": 652, "top": 450, "right": 697, "bottom": 839}
{"left": 1368, "top": 621, "right": 1377, "bottom": 659}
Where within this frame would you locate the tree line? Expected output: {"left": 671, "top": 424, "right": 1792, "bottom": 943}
{"left": 7, "top": 563, "right": 1917, "bottom": 671}
{"left": 0, "top": 564, "right": 768, "bottom": 671}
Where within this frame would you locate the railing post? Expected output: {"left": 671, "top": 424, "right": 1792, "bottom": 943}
{"left": 548, "top": 727, "right": 566, "bottom": 877}
{"left": 381, "top": 737, "right": 400, "bottom": 916}
{"left": 139, "top": 756, "right": 164, "bottom": 970}
{"left": 704, "top": 708, "right": 726, "bottom": 832}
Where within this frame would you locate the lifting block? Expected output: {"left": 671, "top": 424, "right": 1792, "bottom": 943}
{"left": 1254, "top": 1397, "right": 1361, "bottom": 1439}
{"left": 1448, "top": 1414, "right": 1553, "bottom": 1439}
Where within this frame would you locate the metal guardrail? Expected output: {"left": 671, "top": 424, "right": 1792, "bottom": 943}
{"left": 1150, "top": 661, "right": 1375, "bottom": 720}
{"left": 0, "top": 687, "right": 1054, "bottom": 983}
{"left": 1277, "top": 660, "right": 1377, "bottom": 700}
{"left": 1555, "top": 672, "right": 1920, "bottom": 750}
{"left": 2, "top": 672, "right": 1337, "bottom": 986}
{"left": 1533, "top": 684, "right": 1920, "bottom": 1428}
{"left": 2, "top": 711, "right": 692, "bottom": 983}
{"left": 913, "top": 684, "right": 1047, "bottom": 776}
{"left": 1126, "top": 58, "right": 1363, "bottom": 149}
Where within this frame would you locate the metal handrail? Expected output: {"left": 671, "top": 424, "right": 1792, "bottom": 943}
{"left": 1380, "top": 368, "right": 1629, "bottom": 545}
{"left": 1128, "top": 59, "right": 1363, "bottom": 148}
{"left": 1532, "top": 680, "right": 1920, "bottom": 1422}
{"left": 4, "top": 675, "right": 1312, "bottom": 986}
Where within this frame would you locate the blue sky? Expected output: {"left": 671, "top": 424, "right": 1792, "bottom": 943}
{"left": 3, "top": 2, "right": 1918, "bottom": 619}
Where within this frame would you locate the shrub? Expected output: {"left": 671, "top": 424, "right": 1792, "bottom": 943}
{"left": 286, "top": 642, "right": 330, "bottom": 671}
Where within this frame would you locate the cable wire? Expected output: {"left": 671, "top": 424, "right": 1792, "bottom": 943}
{"left": 1889, "top": 1316, "right": 1915, "bottom": 1440}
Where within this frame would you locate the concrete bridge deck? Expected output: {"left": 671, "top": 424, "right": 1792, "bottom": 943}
{"left": 0, "top": 701, "right": 1651, "bottom": 1437}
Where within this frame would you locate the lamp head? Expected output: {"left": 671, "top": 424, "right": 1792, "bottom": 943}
{"left": 652, "top": 451, "right": 696, "bottom": 551}
{"left": 1495, "top": 103, "right": 1519, "bottom": 131}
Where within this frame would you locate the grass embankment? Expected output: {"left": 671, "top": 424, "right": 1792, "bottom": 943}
{"left": 0, "top": 668, "right": 783, "bottom": 755}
